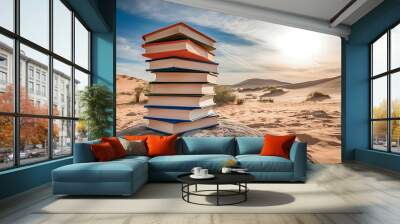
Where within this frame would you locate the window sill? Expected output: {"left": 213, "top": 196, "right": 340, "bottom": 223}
{"left": 0, "top": 156, "right": 72, "bottom": 176}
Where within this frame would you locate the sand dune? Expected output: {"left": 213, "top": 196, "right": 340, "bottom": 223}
{"left": 116, "top": 74, "right": 341, "bottom": 164}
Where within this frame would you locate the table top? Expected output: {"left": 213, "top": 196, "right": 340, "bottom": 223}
{"left": 177, "top": 172, "right": 255, "bottom": 185}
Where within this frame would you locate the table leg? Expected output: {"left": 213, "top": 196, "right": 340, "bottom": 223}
{"left": 216, "top": 184, "right": 219, "bottom": 206}
{"left": 245, "top": 183, "right": 247, "bottom": 201}
{"left": 195, "top": 184, "right": 198, "bottom": 192}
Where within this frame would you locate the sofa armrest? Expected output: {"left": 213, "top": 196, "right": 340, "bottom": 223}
{"left": 73, "top": 141, "right": 99, "bottom": 163}
{"left": 289, "top": 141, "right": 307, "bottom": 182}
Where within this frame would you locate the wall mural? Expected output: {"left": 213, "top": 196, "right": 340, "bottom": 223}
{"left": 116, "top": 0, "right": 341, "bottom": 163}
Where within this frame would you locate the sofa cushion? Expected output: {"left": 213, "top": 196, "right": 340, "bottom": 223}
{"left": 147, "top": 135, "right": 178, "bottom": 157}
{"left": 90, "top": 142, "right": 118, "bottom": 162}
{"left": 149, "top": 154, "right": 235, "bottom": 172}
{"left": 236, "top": 155, "right": 293, "bottom": 172}
{"left": 236, "top": 137, "right": 263, "bottom": 155}
{"left": 101, "top": 137, "right": 127, "bottom": 158}
{"left": 53, "top": 158, "right": 147, "bottom": 183}
{"left": 178, "top": 137, "right": 235, "bottom": 155}
{"left": 260, "top": 134, "right": 296, "bottom": 159}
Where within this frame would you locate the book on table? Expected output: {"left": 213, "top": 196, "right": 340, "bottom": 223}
{"left": 145, "top": 106, "right": 215, "bottom": 121}
{"left": 149, "top": 82, "right": 215, "bottom": 95}
{"left": 147, "top": 115, "right": 218, "bottom": 134}
{"left": 154, "top": 72, "right": 217, "bottom": 84}
{"left": 142, "top": 39, "right": 214, "bottom": 62}
{"left": 142, "top": 22, "right": 215, "bottom": 51}
{"left": 147, "top": 57, "right": 218, "bottom": 73}
{"left": 146, "top": 95, "right": 215, "bottom": 108}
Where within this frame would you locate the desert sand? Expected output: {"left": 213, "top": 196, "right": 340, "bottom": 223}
{"left": 116, "top": 74, "right": 341, "bottom": 164}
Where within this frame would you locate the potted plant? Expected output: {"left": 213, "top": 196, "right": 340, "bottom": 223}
{"left": 79, "top": 84, "right": 113, "bottom": 140}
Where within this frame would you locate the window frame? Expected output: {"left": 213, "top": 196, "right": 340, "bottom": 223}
{"left": 370, "top": 21, "right": 400, "bottom": 154}
{"left": 0, "top": 0, "right": 92, "bottom": 171}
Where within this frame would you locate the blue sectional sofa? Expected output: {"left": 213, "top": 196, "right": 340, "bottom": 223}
{"left": 52, "top": 137, "right": 307, "bottom": 196}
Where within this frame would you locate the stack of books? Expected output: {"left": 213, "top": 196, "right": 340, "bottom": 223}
{"left": 142, "top": 22, "right": 218, "bottom": 134}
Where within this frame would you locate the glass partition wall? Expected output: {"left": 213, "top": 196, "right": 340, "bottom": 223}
{"left": 370, "top": 23, "right": 400, "bottom": 153}
{"left": 0, "top": 0, "right": 91, "bottom": 170}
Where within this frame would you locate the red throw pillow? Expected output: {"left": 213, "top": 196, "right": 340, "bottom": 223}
{"left": 260, "top": 134, "right": 296, "bottom": 159}
{"left": 101, "top": 137, "right": 126, "bottom": 158}
{"left": 91, "top": 142, "right": 117, "bottom": 161}
{"left": 146, "top": 135, "right": 178, "bottom": 157}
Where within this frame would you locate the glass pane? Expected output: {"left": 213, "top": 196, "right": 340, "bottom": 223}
{"left": 53, "top": 119, "right": 72, "bottom": 157}
{"left": 0, "top": 116, "right": 14, "bottom": 170}
{"left": 74, "top": 18, "right": 89, "bottom": 70}
{"left": 0, "top": 35, "right": 14, "bottom": 112}
{"left": 53, "top": 0, "right": 72, "bottom": 60}
{"left": 392, "top": 120, "right": 400, "bottom": 153}
{"left": 372, "top": 76, "right": 387, "bottom": 119}
{"left": 372, "top": 33, "right": 387, "bottom": 76}
{"left": 392, "top": 72, "right": 400, "bottom": 118}
{"left": 391, "top": 24, "right": 400, "bottom": 70}
{"left": 53, "top": 59, "right": 72, "bottom": 117}
{"left": 74, "top": 69, "right": 89, "bottom": 118}
{"left": 372, "top": 121, "right": 388, "bottom": 151}
{"left": 20, "top": 0, "right": 49, "bottom": 49}
{"left": 75, "top": 120, "right": 88, "bottom": 143}
{"left": 20, "top": 44, "right": 49, "bottom": 115}
{"left": 20, "top": 117, "right": 49, "bottom": 165}
{"left": 0, "top": 0, "right": 14, "bottom": 31}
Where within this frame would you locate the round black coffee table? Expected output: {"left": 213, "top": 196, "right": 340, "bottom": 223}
{"left": 177, "top": 173, "right": 255, "bottom": 206}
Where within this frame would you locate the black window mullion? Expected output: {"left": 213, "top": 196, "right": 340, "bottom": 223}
{"left": 13, "top": 0, "right": 20, "bottom": 167}
{"left": 71, "top": 9, "right": 76, "bottom": 153}
{"left": 48, "top": 0, "right": 54, "bottom": 160}
{"left": 387, "top": 30, "right": 391, "bottom": 152}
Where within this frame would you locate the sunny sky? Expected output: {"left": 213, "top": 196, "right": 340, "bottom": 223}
{"left": 116, "top": 0, "right": 341, "bottom": 85}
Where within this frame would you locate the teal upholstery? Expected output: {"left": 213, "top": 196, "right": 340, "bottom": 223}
{"left": 236, "top": 137, "right": 264, "bottom": 154}
{"left": 177, "top": 137, "right": 235, "bottom": 155}
{"left": 149, "top": 154, "right": 234, "bottom": 179}
{"left": 52, "top": 157, "right": 148, "bottom": 195}
{"left": 52, "top": 137, "right": 307, "bottom": 195}
{"left": 73, "top": 140, "right": 100, "bottom": 163}
{"left": 236, "top": 155, "right": 293, "bottom": 172}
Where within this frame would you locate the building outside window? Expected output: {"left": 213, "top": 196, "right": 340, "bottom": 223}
{"left": 0, "top": 0, "right": 91, "bottom": 170}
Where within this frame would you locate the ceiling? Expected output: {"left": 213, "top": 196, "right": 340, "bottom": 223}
{"left": 165, "top": 0, "right": 384, "bottom": 37}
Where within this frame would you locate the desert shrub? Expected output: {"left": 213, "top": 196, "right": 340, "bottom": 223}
{"left": 306, "top": 91, "right": 330, "bottom": 101}
{"left": 258, "top": 98, "right": 274, "bottom": 103}
{"left": 127, "top": 77, "right": 135, "bottom": 80}
{"left": 236, "top": 98, "right": 245, "bottom": 105}
{"left": 238, "top": 87, "right": 264, "bottom": 92}
{"left": 119, "top": 91, "right": 133, "bottom": 95}
{"left": 214, "top": 86, "right": 236, "bottom": 106}
{"left": 134, "top": 86, "right": 145, "bottom": 103}
{"left": 263, "top": 86, "right": 277, "bottom": 92}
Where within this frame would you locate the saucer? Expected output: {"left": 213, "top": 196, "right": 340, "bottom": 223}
{"left": 190, "top": 174, "right": 215, "bottom": 179}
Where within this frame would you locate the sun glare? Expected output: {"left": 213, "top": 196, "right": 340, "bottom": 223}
{"left": 276, "top": 29, "right": 322, "bottom": 66}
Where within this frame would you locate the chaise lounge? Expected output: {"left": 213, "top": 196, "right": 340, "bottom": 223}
{"left": 52, "top": 137, "right": 307, "bottom": 196}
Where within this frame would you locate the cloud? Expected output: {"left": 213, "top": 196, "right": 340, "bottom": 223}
{"left": 117, "top": 0, "right": 341, "bottom": 84}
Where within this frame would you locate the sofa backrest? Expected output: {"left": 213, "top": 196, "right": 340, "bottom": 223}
{"left": 73, "top": 139, "right": 100, "bottom": 163}
{"left": 235, "top": 137, "right": 264, "bottom": 155}
{"left": 177, "top": 137, "right": 236, "bottom": 155}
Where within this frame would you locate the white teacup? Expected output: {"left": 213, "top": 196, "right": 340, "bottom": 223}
{"left": 199, "top": 169, "right": 208, "bottom": 176}
{"left": 191, "top": 167, "right": 202, "bottom": 176}
{"left": 221, "top": 167, "right": 232, "bottom": 174}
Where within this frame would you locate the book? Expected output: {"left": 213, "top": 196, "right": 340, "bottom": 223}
{"left": 142, "top": 22, "right": 215, "bottom": 51}
{"left": 145, "top": 106, "right": 215, "bottom": 121}
{"left": 150, "top": 83, "right": 215, "bottom": 95}
{"left": 154, "top": 72, "right": 217, "bottom": 84}
{"left": 142, "top": 40, "right": 214, "bottom": 62}
{"left": 146, "top": 95, "right": 215, "bottom": 108}
{"left": 147, "top": 115, "right": 218, "bottom": 134}
{"left": 147, "top": 57, "right": 218, "bottom": 73}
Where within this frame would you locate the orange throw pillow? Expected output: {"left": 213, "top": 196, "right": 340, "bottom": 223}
{"left": 101, "top": 137, "right": 126, "bottom": 158}
{"left": 91, "top": 142, "right": 117, "bottom": 161}
{"left": 146, "top": 135, "right": 178, "bottom": 157}
{"left": 260, "top": 134, "right": 296, "bottom": 159}
{"left": 124, "top": 135, "right": 148, "bottom": 141}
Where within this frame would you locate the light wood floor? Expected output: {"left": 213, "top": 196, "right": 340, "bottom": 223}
{"left": 1, "top": 162, "right": 400, "bottom": 224}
